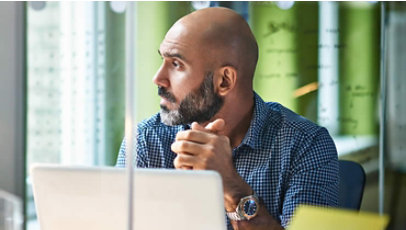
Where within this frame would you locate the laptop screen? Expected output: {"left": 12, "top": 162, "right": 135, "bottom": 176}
{"left": 31, "top": 164, "right": 227, "bottom": 230}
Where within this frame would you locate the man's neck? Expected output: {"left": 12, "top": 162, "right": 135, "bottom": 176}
{"left": 218, "top": 91, "right": 255, "bottom": 148}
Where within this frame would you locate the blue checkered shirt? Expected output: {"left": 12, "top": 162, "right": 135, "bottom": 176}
{"left": 116, "top": 92, "right": 339, "bottom": 229}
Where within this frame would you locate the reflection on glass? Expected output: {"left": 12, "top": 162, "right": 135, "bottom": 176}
{"left": 386, "top": 3, "right": 406, "bottom": 170}
{"left": 26, "top": 2, "right": 125, "bottom": 229}
{"left": 318, "top": 1, "right": 339, "bottom": 135}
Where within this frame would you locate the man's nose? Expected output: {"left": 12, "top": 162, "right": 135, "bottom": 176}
{"left": 152, "top": 64, "right": 170, "bottom": 88}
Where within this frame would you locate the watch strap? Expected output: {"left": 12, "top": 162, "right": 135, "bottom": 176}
{"left": 226, "top": 210, "right": 245, "bottom": 221}
{"left": 226, "top": 193, "right": 260, "bottom": 221}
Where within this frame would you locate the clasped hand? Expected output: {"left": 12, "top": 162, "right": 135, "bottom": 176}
{"left": 171, "top": 119, "right": 234, "bottom": 179}
{"left": 172, "top": 123, "right": 281, "bottom": 229}
{"left": 172, "top": 119, "right": 257, "bottom": 215}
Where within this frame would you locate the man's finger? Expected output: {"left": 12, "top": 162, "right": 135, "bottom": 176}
{"left": 190, "top": 119, "right": 225, "bottom": 134}
{"left": 191, "top": 121, "right": 205, "bottom": 131}
{"left": 205, "top": 118, "right": 225, "bottom": 133}
{"left": 173, "top": 153, "right": 197, "bottom": 169}
{"left": 171, "top": 140, "right": 205, "bottom": 155}
{"left": 175, "top": 130, "right": 212, "bottom": 143}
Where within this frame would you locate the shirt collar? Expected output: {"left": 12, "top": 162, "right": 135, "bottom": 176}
{"left": 239, "top": 92, "right": 268, "bottom": 150}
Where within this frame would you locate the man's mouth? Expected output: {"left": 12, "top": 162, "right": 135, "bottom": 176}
{"left": 158, "top": 87, "right": 176, "bottom": 103}
{"left": 160, "top": 103, "right": 170, "bottom": 112}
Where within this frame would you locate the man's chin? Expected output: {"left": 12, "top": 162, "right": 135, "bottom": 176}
{"left": 159, "top": 110, "right": 183, "bottom": 126}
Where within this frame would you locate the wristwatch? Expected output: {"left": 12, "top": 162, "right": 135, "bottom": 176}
{"left": 226, "top": 193, "right": 260, "bottom": 221}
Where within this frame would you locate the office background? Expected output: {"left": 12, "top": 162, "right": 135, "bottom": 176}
{"left": 0, "top": 1, "right": 405, "bottom": 230}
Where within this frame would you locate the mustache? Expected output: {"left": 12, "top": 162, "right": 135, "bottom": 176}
{"left": 158, "top": 87, "right": 176, "bottom": 103}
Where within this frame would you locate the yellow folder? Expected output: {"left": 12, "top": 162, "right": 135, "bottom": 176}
{"left": 288, "top": 205, "right": 389, "bottom": 230}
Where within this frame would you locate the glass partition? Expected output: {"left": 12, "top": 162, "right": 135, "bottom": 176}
{"left": 25, "top": 1, "right": 406, "bottom": 230}
{"left": 26, "top": 2, "right": 125, "bottom": 228}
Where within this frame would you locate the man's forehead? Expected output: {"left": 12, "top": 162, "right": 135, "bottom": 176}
{"left": 164, "top": 19, "right": 209, "bottom": 47}
{"left": 159, "top": 40, "right": 193, "bottom": 66}
{"left": 159, "top": 38, "right": 188, "bottom": 51}
{"left": 166, "top": 21, "right": 188, "bottom": 38}
{"left": 159, "top": 39, "right": 187, "bottom": 55}
{"left": 159, "top": 29, "right": 198, "bottom": 62}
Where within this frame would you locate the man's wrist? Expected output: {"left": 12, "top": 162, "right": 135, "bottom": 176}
{"left": 223, "top": 172, "right": 253, "bottom": 211}
{"left": 226, "top": 193, "right": 260, "bottom": 221}
{"left": 224, "top": 188, "right": 253, "bottom": 212}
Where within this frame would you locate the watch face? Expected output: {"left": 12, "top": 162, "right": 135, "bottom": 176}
{"left": 243, "top": 198, "right": 258, "bottom": 216}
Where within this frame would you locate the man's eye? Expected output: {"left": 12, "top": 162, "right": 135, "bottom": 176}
{"left": 172, "top": 61, "right": 181, "bottom": 68}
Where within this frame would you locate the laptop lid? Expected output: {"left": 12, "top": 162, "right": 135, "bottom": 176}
{"left": 31, "top": 164, "right": 227, "bottom": 230}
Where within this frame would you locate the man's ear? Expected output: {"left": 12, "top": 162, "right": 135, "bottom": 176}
{"left": 215, "top": 66, "right": 237, "bottom": 96}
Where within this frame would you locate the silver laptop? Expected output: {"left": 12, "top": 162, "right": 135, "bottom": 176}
{"left": 31, "top": 164, "right": 227, "bottom": 230}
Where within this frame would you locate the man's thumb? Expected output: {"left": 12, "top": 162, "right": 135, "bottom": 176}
{"left": 205, "top": 119, "right": 225, "bottom": 133}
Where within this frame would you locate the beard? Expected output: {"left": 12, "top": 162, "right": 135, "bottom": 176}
{"left": 158, "top": 72, "right": 224, "bottom": 126}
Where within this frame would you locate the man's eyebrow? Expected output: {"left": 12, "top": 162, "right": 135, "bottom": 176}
{"left": 158, "top": 49, "right": 188, "bottom": 62}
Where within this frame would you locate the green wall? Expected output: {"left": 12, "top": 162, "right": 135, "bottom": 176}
{"left": 250, "top": 2, "right": 319, "bottom": 122}
{"left": 250, "top": 2, "right": 299, "bottom": 112}
{"left": 339, "top": 2, "right": 380, "bottom": 135}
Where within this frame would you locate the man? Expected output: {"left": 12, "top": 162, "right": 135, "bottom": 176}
{"left": 117, "top": 7, "right": 338, "bottom": 230}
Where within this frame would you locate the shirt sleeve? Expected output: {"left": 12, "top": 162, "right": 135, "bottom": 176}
{"left": 115, "top": 138, "right": 127, "bottom": 167}
{"left": 280, "top": 127, "right": 339, "bottom": 227}
{"left": 115, "top": 129, "right": 148, "bottom": 168}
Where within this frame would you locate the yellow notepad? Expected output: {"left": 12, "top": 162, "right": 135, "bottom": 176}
{"left": 288, "top": 205, "right": 389, "bottom": 230}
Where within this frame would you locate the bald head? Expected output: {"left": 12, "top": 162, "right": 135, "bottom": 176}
{"left": 166, "top": 7, "right": 258, "bottom": 85}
